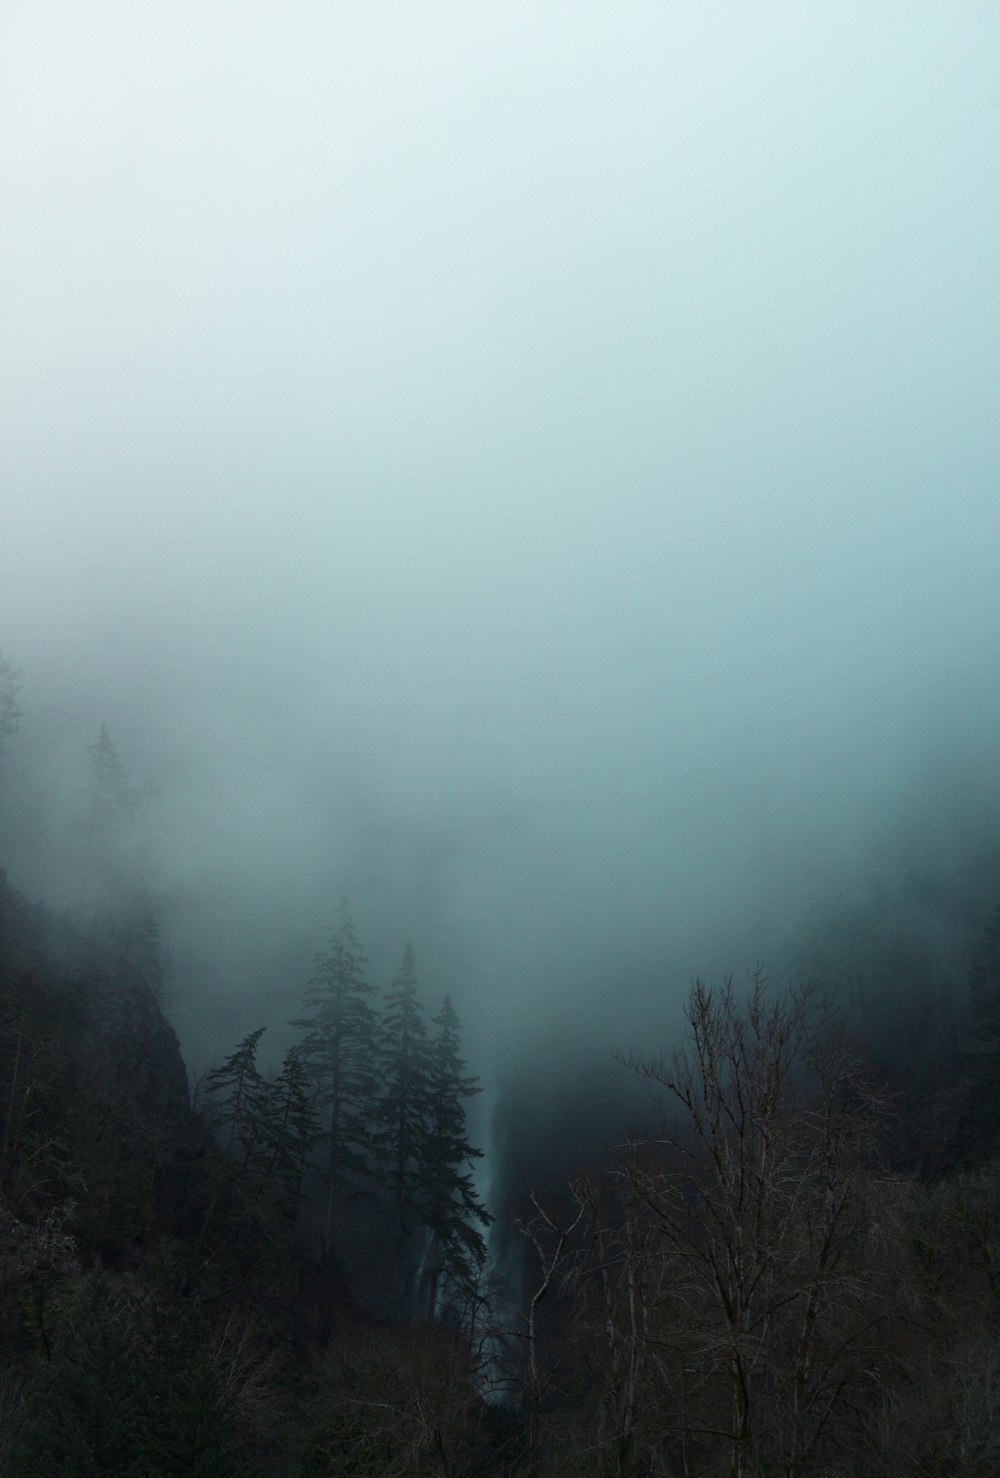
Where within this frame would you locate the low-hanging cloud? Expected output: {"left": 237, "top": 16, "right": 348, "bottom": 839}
{"left": 2, "top": 3, "right": 1000, "bottom": 1145}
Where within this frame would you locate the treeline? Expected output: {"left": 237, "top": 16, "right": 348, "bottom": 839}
{"left": 10, "top": 855, "right": 1000, "bottom": 1474}
{"left": 787, "top": 851, "right": 1000, "bottom": 1176}
{"left": 0, "top": 866, "right": 502, "bottom": 1475}
{"left": 0, "top": 672, "right": 500, "bottom": 1473}
{"left": 7, "top": 650, "right": 1000, "bottom": 1473}
{"left": 200, "top": 901, "right": 490, "bottom": 1324}
{"left": 493, "top": 869, "right": 1000, "bottom": 1476}
{"left": 7, "top": 693, "right": 493, "bottom": 1318}
{"left": 502, "top": 963, "right": 1000, "bottom": 1477}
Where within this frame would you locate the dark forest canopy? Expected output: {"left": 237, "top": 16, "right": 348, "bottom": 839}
{"left": 4, "top": 687, "right": 1000, "bottom": 1472}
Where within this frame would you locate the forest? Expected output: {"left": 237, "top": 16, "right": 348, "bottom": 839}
{"left": 4, "top": 651, "right": 1000, "bottom": 1477}
{"left": 5, "top": 4, "right": 1000, "bottom": 1472}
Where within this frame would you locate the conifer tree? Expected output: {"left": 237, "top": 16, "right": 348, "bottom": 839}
{"left": 203, "top": 1027, "right": 268, "bottom": 1169}
{"left": 291, "top": 897, "right": 379, "bottom": 1261}
{"left": 255, "top": 1048, "right": 320, "bottom": 1220}
{"left": 419, "top": 995, "right": 490, "bottom": 1318}
{"left": 374, "top": 944, "right": 431, "bottom": 1307}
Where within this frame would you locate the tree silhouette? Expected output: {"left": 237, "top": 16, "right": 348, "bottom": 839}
{"left": 255, "top": 1047, "right": 320, "bottom": 1220}
{"left": 203, "top": 1028, "right": 268, "bottom": 1168}
{"left": 291, "top": 897, "right": 379, "bottom": 1261}
{"left": 419, "top": 994, "right": 490, "bottom": 1319}
{"left": 374, "top": 943, "right": 430, "bottom": 1310}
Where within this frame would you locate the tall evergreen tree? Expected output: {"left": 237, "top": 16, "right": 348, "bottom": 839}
{"left": 202, "top": 1027, "right": 268, "bottom": 1169}
{"left": 419, "top": 995, "right": 490, "bottom": 1318}
{"left": 291, "top": 897, "right": 379, "bottom": 1261}
{"left": 255, "top": 1047, "right": 320, "bottom": 1220}
{"left": 374, "top": 944, "right": 430, "bottom": 1308}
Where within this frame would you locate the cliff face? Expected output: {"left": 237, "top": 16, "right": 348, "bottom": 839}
{"left": 0, "top": 873, "right": 299, "bottom": 1477}
{"left": 0, "top": 867, "right": 192, "bottom": 1257}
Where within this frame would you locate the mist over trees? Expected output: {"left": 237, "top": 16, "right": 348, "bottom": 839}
{"left": 5, "top": 3, "right": 1000, "bottom": 1471}
{"left": 292, "top": 899, "right": 380, "bottom": 1260}
{"left": 3, "top": 663, "right": 1000, "bottom": 1473}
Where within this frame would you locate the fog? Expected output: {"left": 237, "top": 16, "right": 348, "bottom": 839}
{"left": 3, "top": 4, "right": 1000, "bottom": 1162}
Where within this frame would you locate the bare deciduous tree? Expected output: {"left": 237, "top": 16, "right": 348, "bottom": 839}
{"left": 619, "top": 972, "right": 900, "bottom": 1478}
{"left": 566, "top": 1167, "right": 674, "bottom": 1477}
{"left": 514, "top": 1187, "right": 585, "bottom": 1478}
{"left": 306, "top": 1325, "right": 487, "bottom": 1476}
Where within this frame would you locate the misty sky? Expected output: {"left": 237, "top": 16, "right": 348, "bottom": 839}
{"left": 2, "top": 4, "right": 1000, "bottom": 1091}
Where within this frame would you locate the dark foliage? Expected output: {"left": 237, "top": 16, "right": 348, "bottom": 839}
{"left": 3, "top": 695, "right": 1000, "bottom": 1472}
